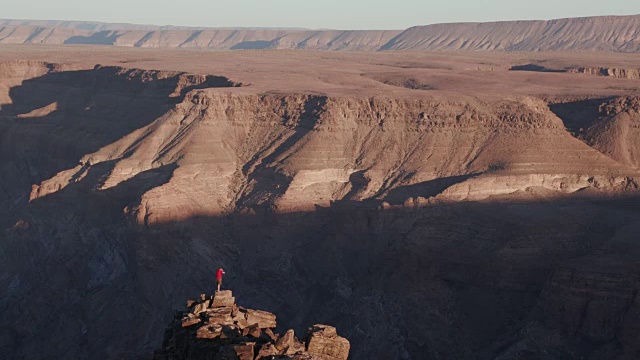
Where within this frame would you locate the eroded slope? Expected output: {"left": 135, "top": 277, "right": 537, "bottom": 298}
{"left": 25, "top": 84, "right": 639, "bottom": 223}
{"left": 1, "top": 59, "right": 640, "bottom": 360}
{"left": 384, "top": 15, "right": 640, "bottom": 52}
{"left": 3, "top": 15, "right": 640, "bottom": 52}
{"left": 551, "top": 96, "right": 640, "bottom": 170}
{"left": 0, "top": 61, "right": 241, "bottom": 219}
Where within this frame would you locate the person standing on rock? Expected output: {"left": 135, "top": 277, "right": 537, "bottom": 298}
{"left": 216, "top": 268, "right": 225, "bottom": 292}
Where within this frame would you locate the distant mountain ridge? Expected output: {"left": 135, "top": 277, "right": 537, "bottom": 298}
{"left": 383, "top": 15, "right": 640, "bottom": 51}
{"left": 1, "top": 15, "right": 640, "bottom": 51}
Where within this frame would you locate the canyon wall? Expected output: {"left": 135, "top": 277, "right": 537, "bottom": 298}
{"left": 383, "top": 15, "right": 640, "bottom": 52}
{"left": 2, "top": 15, "right": 640, "bottom": 51}
{"left": 568, "top": 67, "right": 640, "bottom": 80}
{"left": 1, "top": 62, "right": 640, "bottom": 359}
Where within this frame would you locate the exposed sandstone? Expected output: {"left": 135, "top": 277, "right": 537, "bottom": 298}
{"left": 155, "top": 291, "right": 349, "bottom": 360}
{"left": 10, "top": 62, "right": 634, "bottom": 223}
{"left": 275, "top": 329, "right": 295, "bottom": 352}
{"left": 306, "top": 325, "right": 350, "bottom": 360}
{"left": 192, "top": 300, "right": 211, "bottom": 316}
{"left": 212, "top": 290, "right": 235, "bottom": 308}
{"left": 567, "top": 67, "right": 640, "bottom": 80}
{"left": 181, "top": 314, "right": 201, "bottom": 328}
{"left": 244, "top": 309, "right": 277, "bottom": 329}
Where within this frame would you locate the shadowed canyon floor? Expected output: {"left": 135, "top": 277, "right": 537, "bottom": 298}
{"left": 1, "top": 48, "right": 640, "bottom": 359}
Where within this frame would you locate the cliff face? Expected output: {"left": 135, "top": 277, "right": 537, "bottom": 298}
{"left": 0, "top": 24, "right": 401, "bottom": 50}
{"left": 155, "top": 290, "right": 350, "bottom": 360}
{"left": 581, "top": 97, "right": 640, "bottom": 170}
{"left": 1, "top": 61, "right": 640, "bottom": 360}
{"left": 383, "top": 15, "right": 640, "bottom": 52}
{"left": 567, "top": 67, "right": 640, "bottom": 80}
{"left": 3, "top": 15, "right": 640, "bottom": 51}
{"left": 11, "top": 63, "right": 636, "bottom": 222}
{"left": 25, "top": 89, "right": 640, "bottom": 221}
{"left": 551, "top": 97, "right": 640, "bottom": 170}
{"left": 0, "top": 61, "right": 241, "bottom": 220}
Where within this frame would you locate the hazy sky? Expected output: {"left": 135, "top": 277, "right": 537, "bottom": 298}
{"left": 4, "top": 0, "right": 639, "bottom": 29}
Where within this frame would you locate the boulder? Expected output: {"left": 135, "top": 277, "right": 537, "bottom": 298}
{"left": 288, "top": 338, "right": 306, "bottom": 355}
{"left": 206, "top": 307, "right": 234, "bottom": 325}
{"left": 256, "top": 343, "right": 278, "bottom": 358}
{"left": 192, "top": 300, "right": 211, "bottom": 315}
{"left": 260, "top": 328, "right": 278, "bottom": 343}
{"left": 242, "top": 324, "right": 262, "bottom": 338}
{"left": 244, "top": 309, "right": 277, "bottom": 329}
{"left": 235, "top": 317, "right": 249, "bottom": 329}
{"left": 196, "top": 324, "right": 222, "bottom": 339}
{"left": 233, "top": 343, "right": 255, "bottom": 360}
{"left": 308, "top": 325, "right": 337, "bottom": 337}
{"left": 212, "top": 290, "right": 235, "bottom": 308}
{"left": 181, "top": 314, "right": 201, "bottom": 328}
{"left": 305, "top": 325, "right": 350, "bottom": 360}
{"left": 186, "top": 299, "right": 197, "bottom": 308}
{"left": 231, "top": 305, "right": 245, "bottom": 326}
{"left": 275, "top": 329, "right": 295, "bottom": 353}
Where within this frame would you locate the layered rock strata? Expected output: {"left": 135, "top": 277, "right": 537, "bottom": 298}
{"left": 155, "top": 290, "right": 349, "bottom": 360}
{"left": 7, "top": 63, "right": 636, "bottom": 222}
{"left": 581, "top": 97, "right": 640, "bottom": 169}
{"left": 3, "top": 15, "right": 640, "bottom": 52}
{"left": 567, "top": 67, "right": 640, "bottom": 80}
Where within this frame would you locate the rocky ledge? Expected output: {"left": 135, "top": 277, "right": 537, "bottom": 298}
{"left": 154, "top": 291, "right": 350, "bottom": 360}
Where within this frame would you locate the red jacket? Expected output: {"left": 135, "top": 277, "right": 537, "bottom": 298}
{"left": 216, "top": 269, "right": 225, "bottom": 280}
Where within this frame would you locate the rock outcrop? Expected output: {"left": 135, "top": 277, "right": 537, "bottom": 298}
{"left": 6, "top": 62, "right": 636, "bottom": 220}
{"left": 567, "top": 67, "right": 640, "bottom": 80}
{"left": 155, "top": 291, "right": 349, "bottom": 360}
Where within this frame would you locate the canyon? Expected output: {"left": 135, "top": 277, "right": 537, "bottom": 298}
{"left": 0, "top": 45, "right": 640, "bottom": 360}
{"left": 2, "top": 15, "right": 640, "bottom": 51}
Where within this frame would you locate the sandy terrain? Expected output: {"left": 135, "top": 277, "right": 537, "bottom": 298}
{"left": 0, "top": 45, "right": 640, "bottom": 98}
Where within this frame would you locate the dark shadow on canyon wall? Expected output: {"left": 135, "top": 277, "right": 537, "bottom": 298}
{"left": 0, "top": 67, "right": 239, "bottom": 217}
{"left": 381, "top": 174, "right": 480, "bottom": 205}
{"left": 64, "top": 31, "right": 122, "bottom": 45}
{"left": 549, "top": 97, "right": 612, "bottom": 135}
{"left": 509, "top": 64, "right": 566, "bottom": 73}
{"left": 1, "top": 161, "right": 640, "bottom": 359}
{"left": 236, "top": 96, "right": 329, "bottom": 210}
{"left": 230, "top": 40, "right": 275, "bottom": 50}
